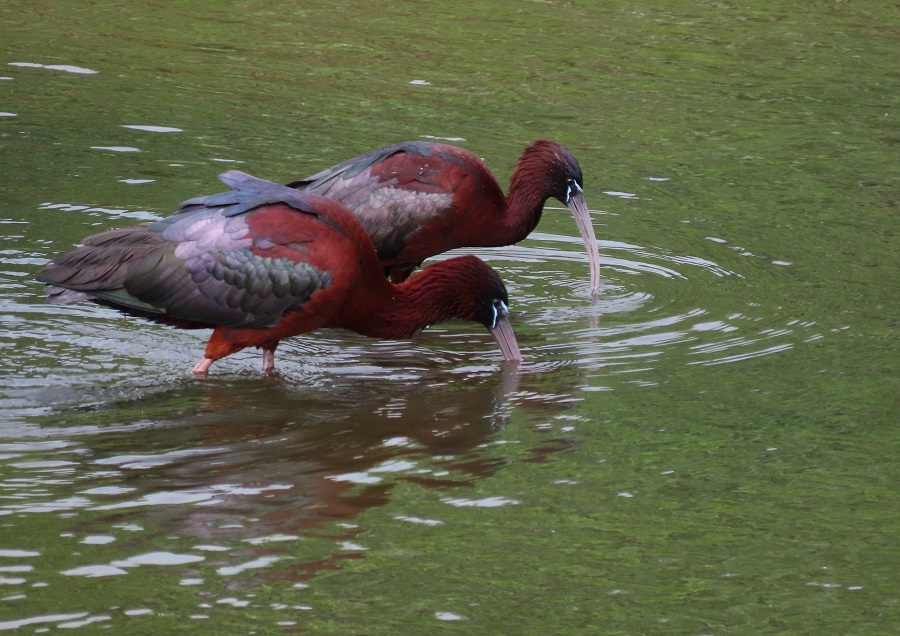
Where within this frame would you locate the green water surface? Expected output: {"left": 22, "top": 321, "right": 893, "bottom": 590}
{"left": 1, "top": 0, "right": 897, "bottom": 634}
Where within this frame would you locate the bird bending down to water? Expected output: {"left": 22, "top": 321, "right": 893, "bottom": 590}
{"left": 287, "top": 140, "right": 601, "bottom": 295}
{"left": 37, "top": 171, "right": 523, "bottom": 376}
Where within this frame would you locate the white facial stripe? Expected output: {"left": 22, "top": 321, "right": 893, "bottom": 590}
{"left": 565, "top": 180, "right": 583, "bottom": 203}
{"left": 489, "top": 301, "right": 509, "bottom": 329}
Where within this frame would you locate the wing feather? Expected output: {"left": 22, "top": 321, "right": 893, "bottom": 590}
{"left": 288, "top": 143, "right": 461, "bottom": 261}
{"left": 39, "top": 172, "right": 340, "bottom": 329}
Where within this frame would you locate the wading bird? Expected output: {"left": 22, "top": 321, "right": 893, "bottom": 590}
{"left": 287, "top": 140, "right": 600, "bottom": 294}
{"left": 37, "top": 171, "right": 523, "bottom": 376}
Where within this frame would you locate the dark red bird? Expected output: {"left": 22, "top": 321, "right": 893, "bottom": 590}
{"left": 287, "top": 140, "right": 601, "bottom": 295}
{"left": 37, "top": 171, "right": 522, "bottom": 376}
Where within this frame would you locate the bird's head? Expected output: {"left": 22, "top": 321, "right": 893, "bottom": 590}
{"left": 517, "top": 141, "right": 600, "bottom": 296}
{"left": 518, "top": 140, "right": 585, "bottom": 209}
{"left": 420, "top": 255, "right": 523, "bottom": 363}
{"left": 466, "top": 258, "right": 523, "bottom": 364}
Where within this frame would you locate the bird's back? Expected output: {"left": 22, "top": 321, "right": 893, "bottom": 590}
{"left": 38, "top": 172, "right": 371, "bottom": 330}
{"left": 287, "top": 142, "right": 506, "bottom": 275}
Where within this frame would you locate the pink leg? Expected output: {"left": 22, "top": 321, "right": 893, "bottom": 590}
{"left": 191, "top": 357, "right": 214, "bottom": 376}
{"left": 262, "top": 347, "right": 276, "bottom": 374}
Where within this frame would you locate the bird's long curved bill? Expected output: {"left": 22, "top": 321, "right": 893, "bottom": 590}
{"left": 489, "top": 315, "right": 523, "bottom": 363}
{"left": 567, "top": 191, "right": 601, "bottom": 296}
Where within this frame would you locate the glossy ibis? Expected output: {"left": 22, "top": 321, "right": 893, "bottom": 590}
{"left": 37, "top": 171, "right": 523, "bottom": 376}
{"left": 287, "top": 140, "right": 601, "bottom": 294}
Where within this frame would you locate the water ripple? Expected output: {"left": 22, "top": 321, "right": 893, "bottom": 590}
{"left": 1, "top": 195, "right": 824, "bottom": 423}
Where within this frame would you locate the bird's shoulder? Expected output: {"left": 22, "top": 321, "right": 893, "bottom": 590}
{"left": 124, "top": 172, "right": 369, "bottom": 327}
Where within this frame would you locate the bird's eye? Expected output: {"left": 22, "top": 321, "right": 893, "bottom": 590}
{"left": 564, "top": 177, "right": 583, "bottom": 203}
{"left": 490, "top": 299, "right": 509, "bottom": 329}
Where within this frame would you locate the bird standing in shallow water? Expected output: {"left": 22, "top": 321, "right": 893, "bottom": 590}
{"left": 287, "top": 140, "right": 601, "bottom": 295}
{"left": 37, "top": 171, "right": 523, "bottom": 376}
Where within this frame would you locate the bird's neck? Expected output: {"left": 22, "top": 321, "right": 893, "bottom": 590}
{"left": 503, "top": 163, "right": 550, "bottom": 240}
{"left": 337, "top": 263, "right": 472, "bottom": 340}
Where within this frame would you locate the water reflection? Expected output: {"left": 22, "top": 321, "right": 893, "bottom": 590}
{"left": 0, "top": 367, "right": 556, "bottom": 628}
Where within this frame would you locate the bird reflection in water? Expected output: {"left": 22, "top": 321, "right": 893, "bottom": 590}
{"left": 62, "top": 366, "right": 537, "bottom": 586}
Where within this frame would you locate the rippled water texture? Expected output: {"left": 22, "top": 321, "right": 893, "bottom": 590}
{"left": 1, "top": 1, "right": 897, "bottom": 633}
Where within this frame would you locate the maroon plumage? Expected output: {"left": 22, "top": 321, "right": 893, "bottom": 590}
{"left": 37, "top": 171, "right": 522, "bottom": 375}
{"left": 288, "top": 140, "right": 601, "bottom": 294}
